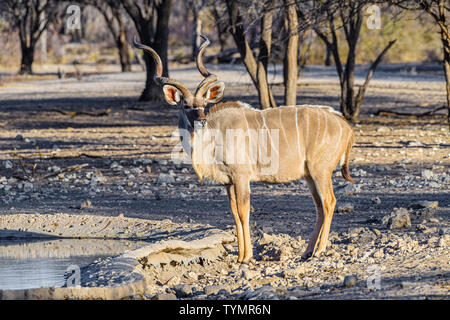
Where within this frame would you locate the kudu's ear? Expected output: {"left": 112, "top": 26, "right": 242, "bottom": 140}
{"left": 204, "top": 81, "right": 225, "bottom": 103}
{"left": 162, "top": 84, "right": 181, "bottom": 105}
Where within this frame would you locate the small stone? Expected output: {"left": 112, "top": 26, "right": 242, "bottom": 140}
{"left": 15, "top": 134, "right": 24, "bottom": 141}
{"left": 421, "top": 170, "right": 434, "bottom": 180}
{"left": 371, "top": 197, "right": 381, "bottom": 204}
{"left": 172, "top": 284, "right": 192, "bottom": 298}
{"left": 156, "top": 173, "right": 175, "bottom": 184}
{"left": 79, "top": 200, "right": 92, "bottom": 210}
{"left": 382, "top": 208, "right": 411, "bottom": 230}
{"left": 372, "top": 249, "right": 384, "bottom": 258}
{"left": 241, "top": 269, "right": 259, "bottom": 280}
{"left": 281, "top": 266, "right": 306, "bottom": 279}
{"left": 412, "top": 208, "right": 436, "bottom": 219}
{"left": 154, "top": 293, "right": 177, "bottom": 300}
{"left": 204, "top": 285, "right": 227, "bottom": 296}
{"left": 343, "top": 275, "right": 357, "bottom": 288}
{"left": 2, "top": 160, "right": 12, "bottom": 169}
{"left": 337, "top": 203, "right": 354, "bottom": 213}
{"left": 335, "top": 183, "right": 359, "bottom": 195}
{"left": 437, "top": 235, "right": 449, "bottom": 247}
{"left": 376, "top": 127, "right": 390, "bottom": 133}
{"left": 410, "top": 201, "right": 438, "bottom": 210}
{"left": 372, "top": 228, "right": 381, "bottom": 237}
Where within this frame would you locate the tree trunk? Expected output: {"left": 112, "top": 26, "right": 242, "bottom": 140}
{"left": 257, "top": 1, "right": 277, "bottom": 109}
{"left": 442, "top": 40, "right": 450, "bottom": 129}
{"left": 438, "top": 8, "right": 450, "bottom": 128}
{"left": 212, "top": 6, "right": 229, "bottom": 57}
{"left": 354, "top": 39, "right": 396, "bottom": 121}
{"left": 139, "top": 0, "right": 173, "bottom": 102}
{"left": 226, "top": 0, "right": 276, "bottom": 109}
{"left": 20, "top": 46, "right": 35, "bottom": 75}
{"left": 341, "top": 44, "right": 356, "bottom": 121}
{"left": 283, "top": 0, "right": 299, "bottom": 106}
{"left": 117, "top": 30, "right": 132, "bottom": 72}
{"left": 324, "top": 44, "right": 331, "bottom": 66}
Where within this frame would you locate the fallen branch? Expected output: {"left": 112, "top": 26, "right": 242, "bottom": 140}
{"left": 36, "top": 163, "right": 89, "bottom": 181}
{"left": 374, "top": 106, "right": 446, "bottom": 117}
{"left": 51, "top": 108, "right": 111, "bottom": 118}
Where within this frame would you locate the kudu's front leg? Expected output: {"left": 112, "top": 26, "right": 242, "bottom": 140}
{"left": 227, "top": 184, "right": 244, "bottom": 262}
{"left": 233, "top": 179, "right": 253, "bottom": 263}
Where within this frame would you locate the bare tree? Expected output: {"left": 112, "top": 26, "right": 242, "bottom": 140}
{"left": 186, "top": 0, "right": 206, "bottom": 60}
{"left": 1, "top": 0, "right": 58, "bottom": 74}
{"left": 120, "top": 0, "right": 174, "bottom": 101}
{"left": 390, "top": 0, "right": 450, "bottom": 127}
{"left": 313, "top": 0, "right": 396, "bottom": 122}
{"left": 224, "top": 0, "right": 277, "bottom": 109}
{"left": 86, "top": 0, "right": 132, "bottom": 72}
{"left": 284, "top": 0, "right": 299, "bottom": 106}
{"left": 210, "top": 4, "right": 233, "bottom": 57}
{"left": 220, "top": 0, "right": 330, "bottom": 109}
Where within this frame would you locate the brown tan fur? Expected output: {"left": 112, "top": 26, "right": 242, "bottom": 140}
{"left": 191, "top": 103, "right": 354, "bottom": 262}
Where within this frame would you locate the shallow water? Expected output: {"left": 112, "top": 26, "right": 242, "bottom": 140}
{"left": 0, "top": 255, "right": 106, "bottom": 290}
{"left": 0, "top": 238, "right": 148, "bottom": 290}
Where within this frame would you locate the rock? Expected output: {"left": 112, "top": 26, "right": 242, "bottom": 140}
{"left": 335, "top": 183, "right": 359, "bottom": 195}
{"left": 357, "top": 230, "right": 376, "bottom": 244}
{"left": 437, "top": 235, "right": 449, "bottom": 247}
{"left": 156, "top": 173, "right": 175, "bottom": 184}
{"left": 204, "top": 285, "right": 228, "bottom": 296}
{"left": 154, "top": 293, "right": 177, "bottom": 300}
{"left": 22, "top": 181, "right": 33, "bottom": 191}
{"left": 372, "top": 228, "right": 381, "bottom": 237}
{"left": 2, "top": 160, "right": 13, "bottom": 169}
{"left": 166, "top": 275, "right": 180, "bottom": 287}
{"left": 281, "top": 266, "right": 306, "bottom": 279}
{"left": 109, "top": 161, "right": 120, "bottom": 169}
{"left": 172, "top": 284, "right": 192, "bottom": 298}
{"left": 410, "top": 201, "right": 438, "bottom": 210}
{"left": 337, "top": 203, "right": 354, "bottom": 213}
{"left": 15, "top": 134, "right": 24, "bottom": 141}
{"left": 343, "top": 275, "right": 357, "bottom": 288}
{"left": 376, "top": 127, "right": 390, "bottom": 133}
{"left": 406, "top": 140, "right": 425, "bottom": 147}
{"left": 421, "top": 170, "right": 434, "bottom": 180}
{"left": 241, "top": 269, "right": 260, "bottom": 280}
{"left": 382, "top": 208, "right": 411, "bottom": 230}
{"left": 79, "top": 200, "right": 92, "bottom": 210}
{"left": 412, "top": 208, "right": 436, "bottom": 219}
{"left": 352, "top": 169, "right": 367, "bottom": 177}
{"left": 372, "top": 249, "right": 384, "bottom": 258}
{"left": 371, "top": 197, "right": 381, "bottom": 204}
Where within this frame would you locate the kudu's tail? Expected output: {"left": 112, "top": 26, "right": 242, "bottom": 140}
{"left": 341, "top": 133, "right": 354, "bottom": 183}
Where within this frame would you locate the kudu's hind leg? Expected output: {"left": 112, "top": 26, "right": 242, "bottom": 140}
{"left": 302, "top": 176, "right": 325, "bottom": 260}
{"left": 227, "top": 185, "right": 244, "bottom": 263}
{"left": 314, "top": 175, "right": 336, "bottom": 256}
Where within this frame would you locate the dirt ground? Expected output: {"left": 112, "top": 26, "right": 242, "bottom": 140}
{"left": 0, "top": 64, "right": 448, "bottom": 299}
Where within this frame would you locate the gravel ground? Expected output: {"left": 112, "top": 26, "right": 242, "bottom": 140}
{"left": 0, "top": 65, "right": 448, "bottom": 299}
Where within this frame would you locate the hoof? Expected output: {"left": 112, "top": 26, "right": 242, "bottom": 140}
{"left": 301, "top": 251, "right": 313, "bottom": 261}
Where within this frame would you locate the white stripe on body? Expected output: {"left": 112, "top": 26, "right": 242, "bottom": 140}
{"left": 294, "top": 108, "right": 302, "bottom": 160}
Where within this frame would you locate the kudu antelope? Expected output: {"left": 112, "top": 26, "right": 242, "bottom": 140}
{"left": 133, "top": 36, "right": 355, "bottom": 263}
